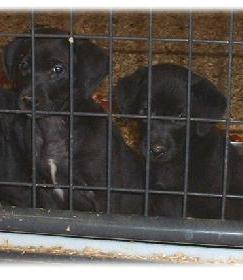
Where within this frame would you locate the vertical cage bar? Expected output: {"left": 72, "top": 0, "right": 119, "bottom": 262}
{"left": 144, "top": 10, "right": 153, "bottom": 216}
{"left": 221, "top": 11, "right": 234, "bottom": 219}
{"left": 31, "top": 10, "right": 37, "bottom": 208}
{"left": 106, "top": 10, "right": 113, "bottom": 214}
{"left": 69, "top": 9, "right": 74, "bottom": 211}
{"left": 182, "top": 11, "right": 193, "bottom": 218}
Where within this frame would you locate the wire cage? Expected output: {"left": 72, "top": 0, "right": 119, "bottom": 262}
{"left": 0, "top": 10, "right": 243, "bottom": 248}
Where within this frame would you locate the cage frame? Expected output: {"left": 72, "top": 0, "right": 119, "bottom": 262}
{"left": 0, "top": 9, "right": 243, "bottom": 248}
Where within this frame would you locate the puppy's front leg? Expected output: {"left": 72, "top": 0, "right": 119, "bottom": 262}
{"left": 48, "top": 158, "right": 65, "bottom": 201}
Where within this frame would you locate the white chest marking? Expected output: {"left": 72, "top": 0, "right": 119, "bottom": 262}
{"left": 48, "top": 158, "right": 57, "bottom": 184}
{"left": 48, "top": 158, "right": 64, "bottom": 201}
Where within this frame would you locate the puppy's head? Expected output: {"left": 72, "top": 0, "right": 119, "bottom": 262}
{"left": 4, "top": 28, "right": 109, "bottom": 111}
{"left": 116, "top": 64, "right": 226, "bottom": 162}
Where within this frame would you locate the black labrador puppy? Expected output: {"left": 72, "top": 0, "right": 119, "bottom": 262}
{"left": 115, "top": 63, "right": 243, "bottom": 219}
{"left": 4, "top": 27, "right": 108, "bottom": 111}
{"left": 3, "top": 28, "right": 144, "bottom": 214}
{"left": 1, "top": 28, "right": 109, "bottom": 210}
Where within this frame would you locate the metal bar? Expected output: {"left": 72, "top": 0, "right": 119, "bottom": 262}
{"left": 68, "top": 9, "right": 74, "bottom": 211}
{"left": 36, "top": 111, "right": 107, "bottom": 117}
{"left": 2, "top": 207, "right": 243, "bottom": 247}
{"left": 2, "top": 179, "right": 243, "bottom": 199}
{"left": 31, "top": 11, "right": 37, "bottom": 208}
{"left": 155, "top": 38, "right": 228, "bottom": 45}
{"left": 182, "top": 11, "right": 193, "bottom": 218}
{"left": 1, "top": 30, "right": 243, "bottom": 46}
{"left": 112, "top": 114, "right": 230, "bottom": 123}
{"left": 1, "top": 107, "right": 243, "bottom": 123}
{"left": 1, "top": 109, "right": 243, "bottom": 124}
{"left": 191, "top": 39, "right": 228, "bottom": 45}
{"left": 144, "top": 10, "right": 153, "bottom": 216}
{"left": 0, "top": 108, "right": 239, "bottom": 122}
{"left": 77, "top": 35, "right": 148, "bottom": 41}
{"left": 106, "top": 10, "right": 113, "bottom": 214}
{"left": 0, "top": 182, "right": 32, "bottom": 187}
{"left": 221, "top": 11, "right": 234, "bottom": 220}
{"left": 232, "top": 41, "right": 243, "bottom": 45}
{"left": 0, "top": 110, "right": 108, "bottom": 117}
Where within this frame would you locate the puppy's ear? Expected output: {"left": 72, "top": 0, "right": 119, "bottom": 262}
{"left": 115, "top": 68, "right": 146, "bottom": 114}
{"left": 191, "top": 78, "right": 226, "bottom": 137}
{"left": 74, "top": 39, "right": 109, "bottom": 99}
{"left": 4, "top": 37, "right": 29, "bottom": 81}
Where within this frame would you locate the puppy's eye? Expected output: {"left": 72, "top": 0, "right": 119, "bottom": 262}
{"left": 52, "top": 64, "right": 64, "bottom": 74}
{"left": 151, "top": 143, "right": 166, "bottom": 156}
{"left": 19, "top": 61, "right": 30, "bottom": 72}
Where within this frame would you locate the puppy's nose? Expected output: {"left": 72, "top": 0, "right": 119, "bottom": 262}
{"left": 21, "top": 95, "right": 32, "bottom": 106}
{"left": 150, "top": 143, "right": 167, "bottom": 158}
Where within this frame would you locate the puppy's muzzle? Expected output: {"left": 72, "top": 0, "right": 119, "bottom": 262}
{"left": 21, "top": 95, "right": 32, "bottom": 107}
{"left": 21, "top": 95, "right": 40, "bottom": 109}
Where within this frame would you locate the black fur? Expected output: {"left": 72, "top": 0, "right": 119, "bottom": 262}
{"left": 4, "top": 27, "right": 109, "bottom": 111}
{"left": 72, "top": 99, "right": 145, "bottom": 214}
{"left": 0, "top": 27, "right": 109, "bottom": 210}
{"left": 115, "top": 63, "right": 243, "bottom": 219}
{"left": 0, "top": 89, "right": 57, "bottom": 208}
{"left": 0, "top": 97, "right": 101, "bottom": 211}
{"left": 1, "top": 28, "right": 144, "bottom": 214}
